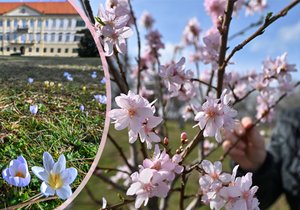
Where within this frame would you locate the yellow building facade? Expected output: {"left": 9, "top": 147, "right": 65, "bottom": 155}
{"left": 0, "top": 2, "right": 85, "bottom": 56}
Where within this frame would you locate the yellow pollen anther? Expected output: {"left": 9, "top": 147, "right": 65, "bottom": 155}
{"left": 48, "top": 172, "right": 63, "bottom": 189}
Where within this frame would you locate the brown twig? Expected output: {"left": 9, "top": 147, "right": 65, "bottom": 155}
{"left": 229, "top": 16, "right": 263, "bottom": 40}
{"left": 222, "top": 0, "right": 300, "bottom": 73}
{"left": 1, "top": 196, "right": 58, "bottom": 210}
{"left": 217, "top": 0, "right": 237, "bottom": 98}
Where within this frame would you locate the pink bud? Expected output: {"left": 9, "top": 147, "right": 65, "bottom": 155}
{"left": 181, "top": 132, "right": 188, "bottom": 141}
{"left": 163, "top": 137, "right": 169, "bottom": 146}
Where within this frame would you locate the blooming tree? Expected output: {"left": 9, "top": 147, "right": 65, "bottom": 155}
{"left": 69, "top": 0, "right": 300, "bottom": 209}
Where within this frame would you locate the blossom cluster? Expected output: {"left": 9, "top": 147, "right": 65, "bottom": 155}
{"left": 199, "top": 160, "right": 259, "bottom": 210}
{"left": 126, "top": 145, "right": 183, "bottom": 208}
{"left": 95, "top": 0, "right": 133, "bottom": 56}
{"left": 108, "top": 91, "right": 163, "bottom": 149}
{"left": 195, "top": 89, "right": 237, "bottom": 142}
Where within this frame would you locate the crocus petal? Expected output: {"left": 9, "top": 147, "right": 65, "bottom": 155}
{"left": 32, "top": 166, "right": 48, "bottom": 181}
{"left": 61, "top": 167, "right": 77, "bottom": 185}
{"left": 52, "top": 154, "right": 66, "bottom": 174}
{"left": 56, "top": 185, "right": 72, "bottom": 200}
{"left": 43, "top": 152, "right": 55, "bottom": 172}
{"left": 41, "top": 182, "right": 55, "bottom": 196}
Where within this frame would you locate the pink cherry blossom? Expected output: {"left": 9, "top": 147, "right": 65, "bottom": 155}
{"left": 246, "top": 0, "right": 268, "bottom": 15}
{"left": 129, "top": 116, "right": 163, "bottom": 149}
{"left": 108, "top": 90, "right": 155, "bottom": 133}
{"left": 204, "top": 0, "right": 226, "bottom": 25}
{"left": 182, "top": 17, "right": 201, "bottom": 45}
{"left": 126, "top": 168, "right": 169, "bottom": 208}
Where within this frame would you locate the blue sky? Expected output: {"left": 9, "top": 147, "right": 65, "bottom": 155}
{"left": 2, "top": 0, "right": 300, "bottom": 80}
{"left": 92, "top": 0, "right": 300, "bottom": 80}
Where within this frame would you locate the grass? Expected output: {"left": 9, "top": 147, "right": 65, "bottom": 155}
{"left": 0, "top": 56, "right": 105, "bottom": 209}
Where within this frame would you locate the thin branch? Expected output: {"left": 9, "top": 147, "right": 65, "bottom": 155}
{"left": 102, "top": 198, "right": 135, "bottom": 210}
{"left": 93, "top": 168, "right": 127, "bottom": 193}
{"left": 96, "top": 166, "right": 131, "bottom": 175}
{"left": 229, "top": 16, "right": 263, "bottom": 40}
{"left": 217, "top": 0, "right": 236, "bottom": 97}
{"left": 191, "top": 78, "right": 218, "bottom": 90}
{"left": 223, "top": 0, "right": 300, "bottom": 72}
{"left": 115, "top": 53, "right": 129, "bottom": 90}
{"left": 1, "top": 196, "right": 58, "bottom": 210}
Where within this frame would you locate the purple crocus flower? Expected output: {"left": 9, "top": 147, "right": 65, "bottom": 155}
{"left": 94, "top": 94, "right": 107, "bottom": 104}
{"left": 30, "top": 105, "right": 38, "bottom": 115}
{"left": 100, "top": 77, "right": 106, "bottom": 84}
{"left": 80, "top": 105, "right": 85, "bottom": 112}
{"left": 2, "top": 155, "right": 31, "bottom": 187}
{"left": 91, "top": 71, "right": 97, "bottom": 79}
{"left": 28, "top": 77, "right": 34, "bottom": 84}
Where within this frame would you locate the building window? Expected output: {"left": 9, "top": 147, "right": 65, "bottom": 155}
{"left": 76, "top": 20, "right": 85, "bottom": 27}
{"left": 13, "top": 47, "right": 17, "bottom": 52}
{"left": 72, "top": 48, "right": 78, "bottom": 53}
{"left": 58, "top": 33, "right": 63, "bottom": 42}
{"left": 44, "top": 33, "right": 48, "bottom": 42}
{"left": 50, "top": 48, "right": 54, "bottom": 53}
{"left": 0, "top": 47, "right": 3, "bottom": 52}
{"left": 13, "top": 33, "right": 17, "bottom": 41}
{"left": 56, "top": 19, "right": 60, "bottom": 28}
{"left": 44, "top": 48, "right": 47, "bottom": 53}
{"left": 68, "top": 19, "right": 72, "bottom": 28}
{"left": 30, "top": 19, "right": 34, "bottom": 28}
{"left": 74, "top": 35, "right": 81, "bottom": 42}
{"left": 21, "top": 8, "right": 26, "bottom": 13}
{"left": 6, "top": 20, "right": 10, "bottom": 27}
{"left": 6, "top": 33, "right": 10, "bottom": 41}
{"left": 7, "top": 47, "right": 10, "bottom": 52}
{"left": 57, "top": 48, "right": 61, "bottom": 53}
{"left": 65, "top": 33, "right": 70, "bottom": 42}
{"left": 36, "top": 48, "right": 39, "bottom": 53}
{"left": 38, "top": 19, "right": 42, "bottom": 28}
{"left": 29, "top": 33, "right": 33, "bottom": 42}
{"left": 21, "top": 34, "right": 26, "bottom": 43}
{"left": 36, "top": 33, "right": 41, "bottom": 42}
{"left": 0, "top": 20, "right": 3, "bottom": 27}
{"left": 14, "top": 19, "right": 18, "bottom": 28}
{"left": 45, "top": 20, "right": 49, "bottom": 28}
{"left": 50, "top": 33, "right": 55, "bottom": 42}
{"left": 52, "top": 19, "right": 56, "bottom": 28}
{"left": 29, "top": 48, "right": 32, "bottom": 52}
{"left": 60, "top": 19, "right": 64, "bottom": 28}
{"left": 65, "top": 48, "right": 69, "bottom": 53}
{"left": 0, "top": 33, "right": 2, "bottom": 40}
{"left": 22, "top": 19, "right": 27, "bottom": 28}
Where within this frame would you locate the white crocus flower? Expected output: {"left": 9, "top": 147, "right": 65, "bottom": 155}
{"left": 32, "top": 152, "right": 78, "bottom": 200}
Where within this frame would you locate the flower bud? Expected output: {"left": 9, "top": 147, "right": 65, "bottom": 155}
{"left": 163, "top": 137, "right": 168, "bottom": 146}
{"left": 181, "top": 132, "right": 188, "bottom": 144}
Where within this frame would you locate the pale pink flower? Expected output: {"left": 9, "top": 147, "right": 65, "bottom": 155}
{"left": 200, "top": 28, "right": 221, "bottom": 65}
{"left": 129, "top": 116, "right": 163, "bottom": 149}
{"left": 204, "top": 0, "right": 226, "bottom": 25}
{"left": 203, "top": 139, "right": 215, "bottom": 155}
{"left": 126, "top": 168, "right": 169, "bottom": 208}
{"left": 142, "top": 145, "right": 183, "bottom": 182}
{"left": 194, "top": 96, "right": 224, "bottom": 142}
{"left": 96, "top": 5, "right": 133, "bottom": 56}
{"left": 108, "top": 90, "right": 154, "bottom": 132}
{"left": 159, "top": 57, "right": 194, "bottom": 97}
{"left": 182, "top": 17, "right": 201, "bottom": 45}
{"left": 146, "top": 30, "right": 165, "bottom": 51}
{"left": 246, "top": 0, "right": 267, "bottom": 15}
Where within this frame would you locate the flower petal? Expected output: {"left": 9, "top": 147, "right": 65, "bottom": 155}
{"left": 32, "top": 166, "right": 48, "bottom": 181}
{"left": 56, "top": 185, "right": 72, "bottom": 200}
{"left": 53, "top": 154, "right": 66, "bottom": 174}
{"left": 61, "top": 167, "right": 77, "bottom": 185}
{"left": 43, "top": 152, "right": 55, "bottom": 172}
{"left": 40, "top": 182, "right": 55, "bottom": 196}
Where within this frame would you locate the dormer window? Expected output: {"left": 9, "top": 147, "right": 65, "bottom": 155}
{"left": 21, "top": 8, "right": 26, "bottom": 13}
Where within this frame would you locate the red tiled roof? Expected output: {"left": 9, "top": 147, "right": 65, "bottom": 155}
{"left": 0, "top": 2, "right": 78, "bottom": 15}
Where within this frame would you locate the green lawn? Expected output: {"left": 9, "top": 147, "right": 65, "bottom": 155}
{"left": 0, "top": 56, "right": 105, "bottom": 209}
